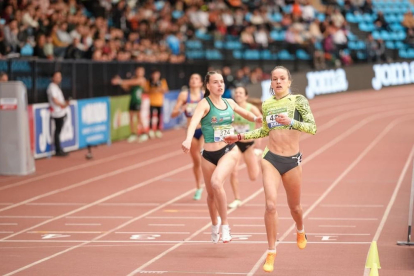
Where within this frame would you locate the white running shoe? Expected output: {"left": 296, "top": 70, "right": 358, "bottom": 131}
{"left": 155, "top": 130, "right": 163, "bottom": 138}
{"left": 222, "top": 225, "right": 232, "bottom": 243}
{"left": 127, "top": 135, "right": 137, "bottom": 143}
{"left": 228, "top": 199, "right": 242, "bottom": 209}
{"left": 211, "top": 217, "right": 221, "bottom": 244}
{"left": 148, "top": 130, "right": 155, "bottom": 139}
{"left": 138, "top": 134, "right": 149, "bottom": 143}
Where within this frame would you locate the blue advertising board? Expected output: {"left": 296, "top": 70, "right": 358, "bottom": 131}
{"left": 33, "top": 102, "right": 78, "bottom": 159}
{"left": 162, "top": 90, "right": 186, "bottom": 130}
{"left": 77, "top": 97, "right": 111, "bottom": 148}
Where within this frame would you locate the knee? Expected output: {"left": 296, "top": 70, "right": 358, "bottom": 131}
{"left": 207, "top": 191, "right": 214, "bottom": 201}
{"left": 265, "top": 202, "right": 277, "bottom": 214}
{"left": 210, "top": 177, "right": 222, "bottom": 191}
{"left": 290, "top": 205, "right": 302, "bottom": 215}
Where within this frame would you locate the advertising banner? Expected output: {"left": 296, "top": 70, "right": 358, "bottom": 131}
{"left": 77, "top": 97, "right": 110, "bottom": 149}
{"left": 162, "top": 90, "right": 186, "bottom": 130}
{"left": 261, "top": 62, "right": 414, "bottom": 101}
{"left": 110, "top": 95, "right": 131, "bottom": 141}
{"left": 33, "top": 101, "right": 78, "bottom": 159}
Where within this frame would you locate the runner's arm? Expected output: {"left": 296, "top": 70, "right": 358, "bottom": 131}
{"left": 171, "top": 92, "right": 187, "bottom": 118}
{"left": 291, "top": 95, "right": 317, "bottom": 135}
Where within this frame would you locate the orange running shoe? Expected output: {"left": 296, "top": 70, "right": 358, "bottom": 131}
{"left": 297, "top": 232, "right": 307, "bottom": 249}
{"left": 263, "top": 252, "right": 276, "bottom": 273}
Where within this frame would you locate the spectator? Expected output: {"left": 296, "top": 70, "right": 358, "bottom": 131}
{"left": 147, "top": 69, "right": 169, "bottom": 139}
{"left": 222, "top": 66, "right": 235, "bottom": 99}
{"left": 33, "top": 34, "right": 47, "bottom": 58}
{"left": 366, "top": 33, "right": 379, "bottom": 62}
{"left": 404, "top": 28, "right": 414, "bottom": 48}
{"left": 302, "top": 0, "right": 316, "bottom": 23}
{"left": 46, "top": 71, "right": 69, "bottom": 157}
{"left": 402, "top": 11, "right": 414, "bottom": 31}
{"left": 254, "top": 25, "right": 269, "bottom": 48}
{"left": 374, "top": 12, "right": 389, "bottom": 31}
{"left": 4, "top": 19, "right": 20, "bottom": 53}
{"left": 0, "top": 72, "right": 8, "bottom": 82}
{"left": 43, "top": 35, "right": 54, "bottom": 59}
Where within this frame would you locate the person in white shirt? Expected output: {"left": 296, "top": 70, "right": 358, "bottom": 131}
{"left": 47, "top": 71, "right": 69, "bottom": 157}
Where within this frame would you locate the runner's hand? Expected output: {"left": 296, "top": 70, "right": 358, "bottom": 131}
{"left": 182, "top": 139, "right": 191, "bottom": 153}
{"left": 224, "top": 135, "right": 238, "bottom": 144}
{"left": 255, "top": 116, "right": 263, "bottom": 124}
{"left": 275, "top": 113, "right": 291, "bottom": 125}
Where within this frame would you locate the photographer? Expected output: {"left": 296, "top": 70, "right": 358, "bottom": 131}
{"left": 147, "top": 69, "right": 169, "bottom": 138}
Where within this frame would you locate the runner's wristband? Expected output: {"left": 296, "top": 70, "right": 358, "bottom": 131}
{"left": 237, "top": 134, "right": 242, "bottom": 141}
{"left": 253, "top": 116, "right": 257, "bottom": 122}
{"left": 290, "top": 119, "right": 295, "bottom": 126}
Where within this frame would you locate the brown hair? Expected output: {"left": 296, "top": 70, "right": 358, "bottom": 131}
{"left": 271, "top": 66, "right": 292, "bottom": 81}
{"left": 203, "top": 71, "right": 220, "bottom": 98}
{"left": 235, "top": 86, "right": 248, "bottom": 96}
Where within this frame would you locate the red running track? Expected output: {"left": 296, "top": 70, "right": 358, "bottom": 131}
{"left": 0, "top": 86, "right": 413, "bottom": 276}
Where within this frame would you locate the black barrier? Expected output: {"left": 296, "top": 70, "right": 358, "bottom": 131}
{"left": 1, "top": 59, "right": 208, "bottom": 104}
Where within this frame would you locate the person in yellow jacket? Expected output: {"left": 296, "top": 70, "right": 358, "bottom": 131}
{"left": 147, "top": 69, "right": 169, "bottom": 138}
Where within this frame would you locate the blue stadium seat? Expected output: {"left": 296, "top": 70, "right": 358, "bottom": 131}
{"left": 395, "top": 41, "right": 406, "bottom": 49}
{"left": 397, "top": 30, "right": 406, "bottom": 40}
{"left": 346, "top": 13, "right": 356, "bottom": 23}
{"left": 380, "top": 31, "right": 391, "bottom": 40}
{"left": 297, "top": 49, "right": 311, "bottom": 60}
{"left": 244, "top": 50, "right": 260, "bottom": 60}
{"left": 359, "top": 22, "right": 375, "bottom": 32}
{"left": 245, "top": 13, "right": 252, "bottom": 22}
{"left": 214, "top": 40, "right": 223, "bottom": 49}
{"left": 317, "top": 13, "right": 325, "bottom": 21}
{"left": 278, "top": 50, "right": 295, "bottom": 60}
{"left": 206, "top": 49, "right": 223, "bottom": 60}
{"left": 372, "top": 31, "right": 381, "bottom": 39}
{"left": 261, "top": 50, "right": 272, "bottom": 60}
{"left": 357, "top": 51, "right": 367, "bottom": 60}
{"left": 390, "top": 23, "right": 404, "bottom": 31}
{"left": 172, "top": 10, "right": 183, "bottom": 19}
{"left": 347, "top": 32, "right": 357, "bottom": 41}
{"left": 385, "top": 40, "right": 395, "bottom": 49}
{"left": 185, "top": 40, "right": 203, "bottom": 49}
{"left": 272, "top": 13, "right": 282, "bottom": 22}
{"left": 233, "top": 50, "right": 242, "bottom": 59}
{"left": 225, "top": 41, "right": 243, "bottom": 50}
{"left": 186, "top": 50, "right": 205, "bottom": 59}
{"left": 195, "top": 30, "right": 212, "bottom": 40}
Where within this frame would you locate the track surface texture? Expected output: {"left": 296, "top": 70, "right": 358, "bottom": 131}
{"left": 0, "top": 86, "right": 413, "bottom": 276}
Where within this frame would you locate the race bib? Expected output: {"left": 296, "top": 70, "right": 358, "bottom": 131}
{"left": 213, "top": 125, "right": 234, "bottom": 142}
{"left": 185, "top": 103, "right": 197, "bottom": 116}
{"left": 233, "top": 123, "right": 250, "bottom": 134}
{"left": 266, "top": 112, "right": 288, "bottom": 128}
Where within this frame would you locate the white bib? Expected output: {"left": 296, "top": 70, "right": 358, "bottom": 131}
{"left": 266, "top": 112, "right": 288, "bottom": 128}
{"left": 233, "top": 123, "right": 250, "bottom": 134}
{"left": 185, "top": 103, "right": 197, "bottom": 116}
{"left": 213, "top": 125, "right": 234, "bottom": 142}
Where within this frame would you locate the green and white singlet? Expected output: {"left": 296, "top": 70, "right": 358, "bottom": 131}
{"left": 244, "top": 94, "right": 316, "bottom": 140}
{"left": 201, "top": 97, "right": 235, "bottom": 143}
{"left": 130, "top": 85, "right": 144, "bottom": 106}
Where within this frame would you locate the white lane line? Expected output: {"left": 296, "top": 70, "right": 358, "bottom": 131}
{"left": 170, "top": 203, "right": 205, "bottom": 206}
{"left": 309, "top": 218, "right": 378, "bottom": 221}
{"left": 1, "top": 164, "right": 192, "bottom": 242}
{"left": 320, "top": 204, "right": 383, "bottom": 208}
{"left": 148, "top": 224, "right": 185, "bottom": 227}
{"left": 0, "top": 165, "right": 196, "bottom": 276}
{"left": 319, "top": 225, "right": 356, "bottom": 228}
{"left": 363, "top": 146, "right": 414, "bottom": 276}
{"left": 309, "top": 233, "right": 370, "bottom": 236}
{"left": 28, "top": 231, "right": 103, "bottom": 234}
{"left": 0, "top": 137, "right": 183, "bottom": 192}
{"left": 99, "top": 203, "right": 160, "bottom": 206}
{"left": 0, "top": 223, "right": 18, "bottom": 226}
{"left": 233, "top": 225, "right": 263, "bottom": 227}
{"left": 244, "top": 203, "right": 309, "bottom": 207}
{"left": 145, "top": 216, "right": 292, "bottom": 220}
{"left": 0, "top": 239, "right": 373, "bottom": 245}
{"left": 138, "top": 270, "right": 245, "bottom": 275}
{"left": 202, "top": 232, "right": 266, "bottom": 235}
{"left": 0, "top": 216, "right": 53, "bottom": 219}
{"left": 114, "top": 232, "right": 190, "bottom": 234}
{"left": 248, "top": 115, "right": 414, "bottom": 276}
{"left": 128, "top": 110, "right": 413, "bottom": 276}
{"left": 66, "top": 216, "right": 133, "bottom": 219}
{"left": 26, "top": 203, "right": 85, "bottom": 206}
{"left": 25, "top": 203, "right": 161, "bottom": 207}
{"left": 0, "top": 150, "right": 184, "bottom": 213}
{"left": 65, "top": 223, "right": 101, "bottom": 226}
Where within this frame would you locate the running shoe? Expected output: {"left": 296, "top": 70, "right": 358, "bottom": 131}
{"left": 193, "top": 188, "right": 203, "bottom": 200}
{"left": 297, "top": 231, "right": 307, "bottom": 249}
{"left": 138, "top": 134, "right": 149, "bottom": 143}
{"left": 148, "top": 130, "right": 155, "bottom": 139}
{"left": 127, "top": 134, "right": 137, "bottom": 143}
{"left": 221, "top": 225, "right": 232, "bottom": 243}
{"left": 211, "top": 217, "right": 221, "bottom": 244}
{"left": 228, "top": 199, "right": 241, "bottom": 209}
{"left": 263, "top": 252, "right": 276, "bottom": 273}
{"left": 155, "top": 130, "right": 163, "bottom": 138}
